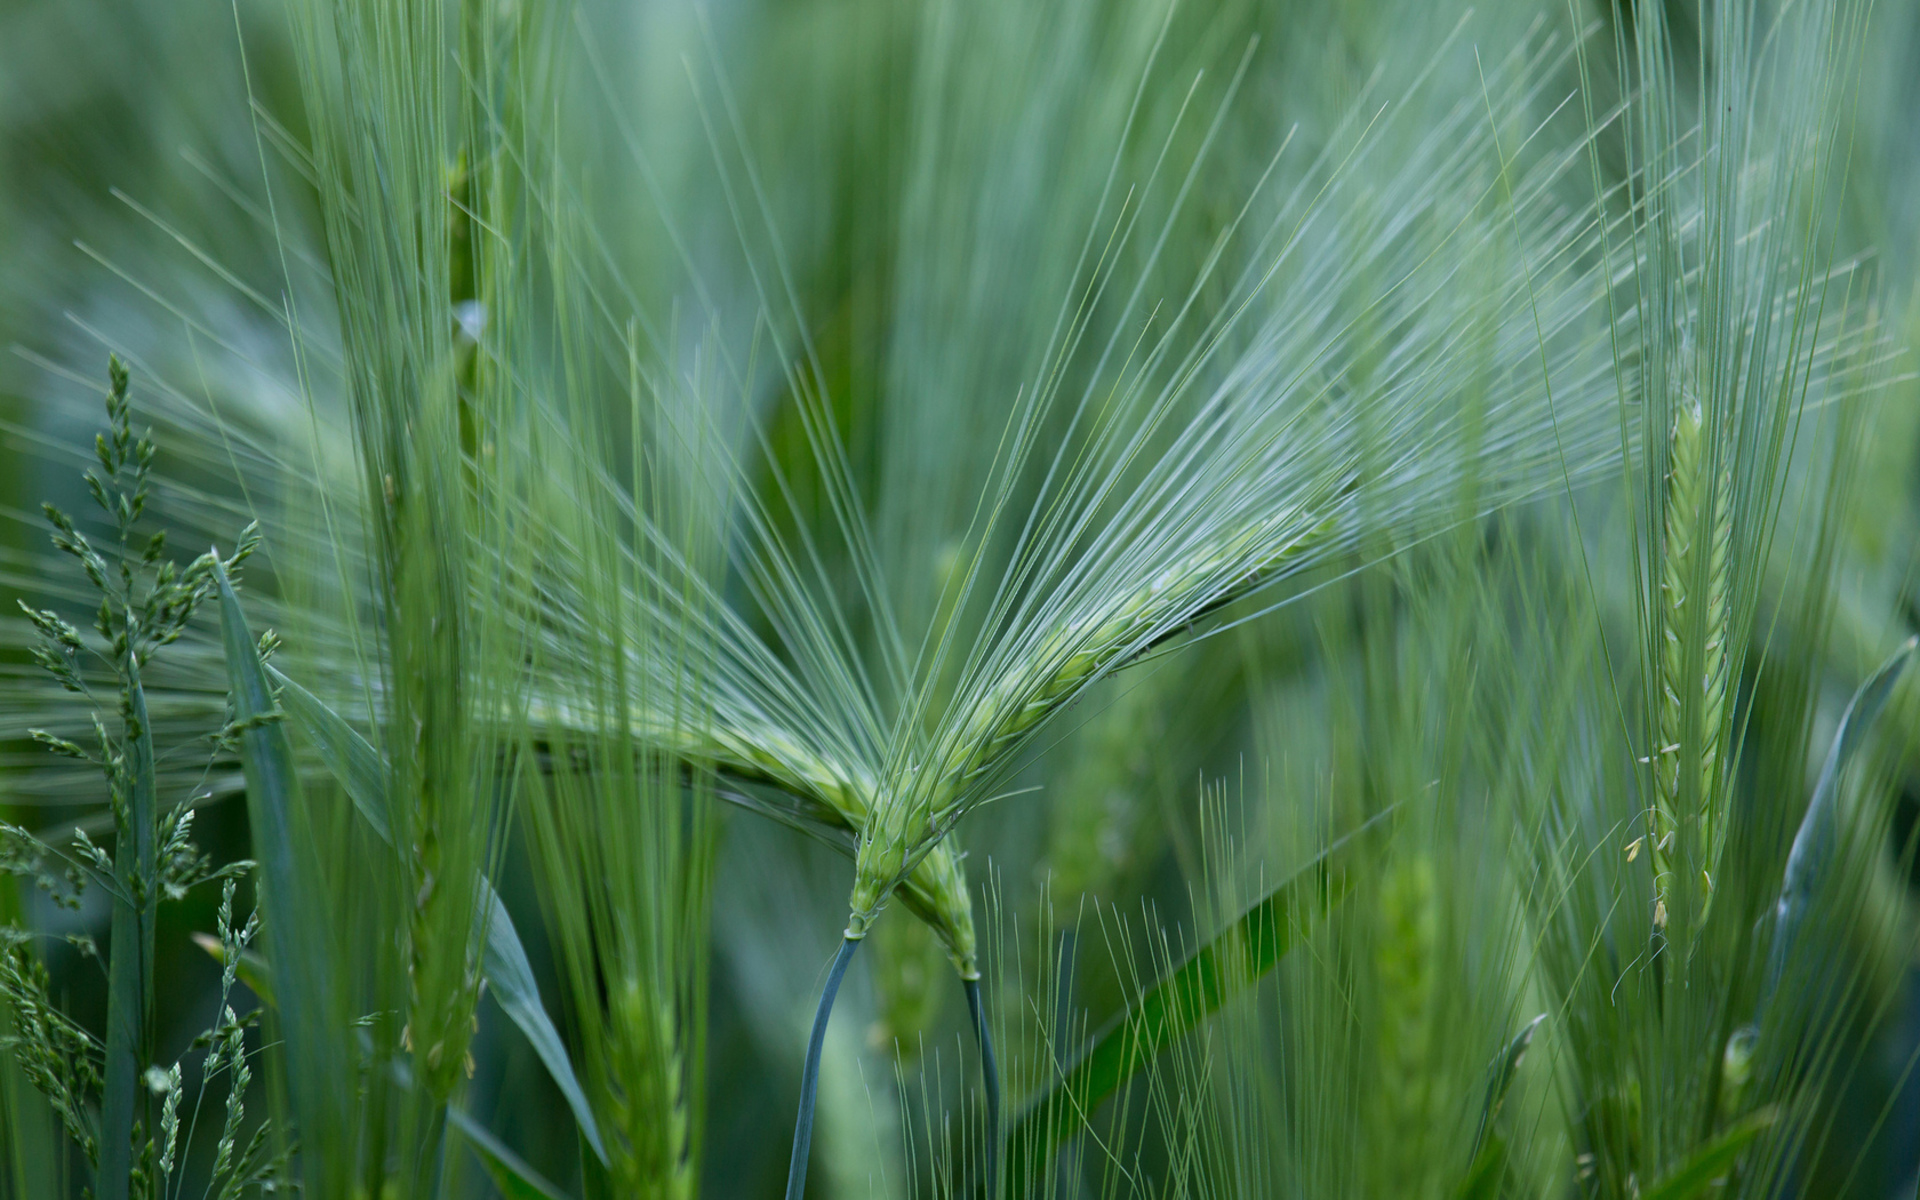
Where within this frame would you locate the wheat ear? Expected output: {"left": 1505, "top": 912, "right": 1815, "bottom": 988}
{"left": 1647, "top": 398, "right": 1732, "bottom": 927}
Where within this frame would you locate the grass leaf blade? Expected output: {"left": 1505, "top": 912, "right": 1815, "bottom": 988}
{"left": 213, "top": 560, "right": 338, "bottom": 1154}
{"left": 1763, "top": 637, "right": 1918, "bottom": 1009}
{"left": 1005, "top": 813, "right": 1383, "bottom": 1183}
{"left": 480, "top": 880, "right": 610, "bottom": 1165}
{"left": 1640, "top": 1108, "right": 1777, "bottom": 1200}
{"left": 449, "top": 1104, "right": 574, "bottom": 1200}
{"left": 1451, "top": 1013, "right": 1545, "bottom": 1200}
{"left": 269, "top": 666, "right": 391, "bottom": 843}
{"left": 1467, "top": 1013, "right": 1545, "bottom": 1166}
{"left": 1451, "top": 1136, "right": 1509, "bottom": 1200}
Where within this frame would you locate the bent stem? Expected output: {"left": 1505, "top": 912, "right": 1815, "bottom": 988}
{"left": 966, "top": 977, "right": 1002, "bottom": 1199}
{"left": 786, "top": 936, "right": 861, "bottom": 1200}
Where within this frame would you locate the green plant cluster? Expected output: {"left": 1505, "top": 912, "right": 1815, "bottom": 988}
{"left": 0, "top": 0, "right": 1918, "bottom": 1198}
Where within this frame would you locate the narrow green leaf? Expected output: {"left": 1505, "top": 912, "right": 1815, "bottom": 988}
{"left": 448, "top": 1105, "right": 574, "bottom": 1200}
{"left": 268, "top": 664, "right": 609, "bottom": 1165}
{"left": 213, "top": 560, "right": 336, "bottom": 1140}
{"left": 1763, "top": 637, "right": 1917, "bottom": 1008}
{"left": 1640, "top": 1108, "right": 1777, "bottom": 1200}
{"left": 1452, "top": 1134, "right": 1508, "bottom": 1200}
{"left": 269, "top": 667, "right": 391, "bottom": 843}
{"left": 1005, "top": 813, "right": 1385, "bottom": 1183}
{"left": 1467, "top": 1013, "right": 1545, "bottom": 1165}
{"left": 1450, "top": 1013, "right": 1545, "bottom": 1200}
{"left": 479, "top": 882, "right": 609, "bottom": 1164}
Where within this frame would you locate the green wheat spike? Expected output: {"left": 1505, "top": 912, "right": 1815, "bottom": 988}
{"left": 1649, "top": 397, "right": 1732, "bottom": 926}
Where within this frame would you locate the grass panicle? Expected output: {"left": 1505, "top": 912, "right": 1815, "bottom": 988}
{"left": 1, "top": 361, "right": 268, "bottom": 1199}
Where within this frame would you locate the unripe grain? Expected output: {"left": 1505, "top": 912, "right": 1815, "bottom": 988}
{"left": 1649, "top": 398, "right": 1732, "bottom": 925}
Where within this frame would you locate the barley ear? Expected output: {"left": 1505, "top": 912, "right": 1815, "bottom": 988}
{"left": 892, "top": 847, "right": 980, "bottom": 980}
{"left": 1651, "top": 397, "right": 1732, "bottom": 926}
{"left": 699, "top": 719, "right": 980, "bottom": 977}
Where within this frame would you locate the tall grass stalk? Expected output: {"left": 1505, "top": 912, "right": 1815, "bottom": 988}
{"left": 512, "top": 382, "right": 723, "bottom": 1193}
{"left": 275, "top": 0, "right": 537, "bottom": 1187}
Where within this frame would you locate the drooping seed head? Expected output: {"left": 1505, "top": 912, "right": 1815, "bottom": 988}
{"left": 847, "top": 508, "right": 1334, "bottom": 940}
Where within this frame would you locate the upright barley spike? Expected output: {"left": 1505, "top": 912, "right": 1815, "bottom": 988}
{"left": 1649, "top": 396, "right": 1732, "bottom": 929}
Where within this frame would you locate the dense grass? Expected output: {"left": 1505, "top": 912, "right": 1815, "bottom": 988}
{"left": 1, "top": 0, "right": 1919, "bottom": 1197}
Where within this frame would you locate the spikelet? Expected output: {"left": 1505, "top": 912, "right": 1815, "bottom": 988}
{"left": 1649, "top": 397, "right": 1732, "bottom": 925}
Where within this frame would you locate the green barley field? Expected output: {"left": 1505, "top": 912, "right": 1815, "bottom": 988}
{"left": 3, "top": 0, "right": 1920, "bottom": 1195}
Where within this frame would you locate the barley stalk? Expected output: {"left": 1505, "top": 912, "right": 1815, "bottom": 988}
{"left": 797, "top": 507, "right": 1332, "bottom": 1200}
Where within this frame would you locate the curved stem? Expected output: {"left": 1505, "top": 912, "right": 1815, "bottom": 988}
{"left": 966, "top": 977, "right": 1002, "bottom": 1199}
{"left": 786, "top": 936, "right": 861, "bottom": 1200}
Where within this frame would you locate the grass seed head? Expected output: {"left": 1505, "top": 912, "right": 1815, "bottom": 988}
{"left": 1650, "top": 395, "right": 1733, "bottom": 921}
{"left": 848, "top": 511, "right": 1331, "bottom": 940}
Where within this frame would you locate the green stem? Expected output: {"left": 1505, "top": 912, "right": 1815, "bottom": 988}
{"left": 99, "top": 669, "right": 156, "bottom": 1199}
{"left": 97, "top": 893, "right": 140, "bottom": 1198}
{"left": 966, "top": 977, "right": 1001, "bottom": 1199}
{"left": 785, "top": 937, "right": 859, "bottom": 1200}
